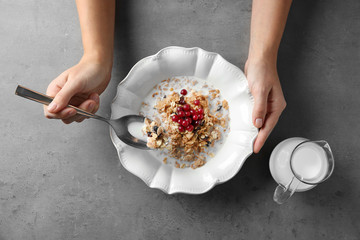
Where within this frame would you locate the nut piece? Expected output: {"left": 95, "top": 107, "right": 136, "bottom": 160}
{"left": 222, "top": 99, "right": 229, "bottom": 110}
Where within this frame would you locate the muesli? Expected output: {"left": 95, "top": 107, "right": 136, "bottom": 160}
{"left": 141, "top": 77, "right": 230, "bottom": 169}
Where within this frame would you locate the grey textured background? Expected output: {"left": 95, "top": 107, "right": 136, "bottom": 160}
{"left": 1, "top": 0, "right": 359, "bottom": 239}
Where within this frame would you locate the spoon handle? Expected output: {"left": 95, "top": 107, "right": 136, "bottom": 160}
{"left": 15, "top": 85, "right": 108, "bottom": 121}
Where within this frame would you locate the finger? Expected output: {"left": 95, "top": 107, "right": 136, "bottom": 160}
{"left": 46, "top": 71, "right": 69, "bottom": 96}
{"left": 252, "top": 87, "right": 270, "bottom": 128}
{"left": 47, "top": 81, "right": 82, "bottom": 113}
{"left": 75, "top": 97, "right": 99, "bottom": 122}
{"left": 47, "top": 93, "right": 99, "bottom": 123}
{"left": 44, "top": 94, "right": 88, "bottom": 119}
{"left": 44, "top": 107, "right": 77, "bottom": 120}
{"left": 62, "top": 99, "right": 98, "bottom": 124}
{"left": 44, "top": 73, "right": 67, "bottom": 117}
{"left": 88, "top": 92, "right": 100, "bottom": 107}
{"left": 73, "top": 93, "right": 99, "bottom": 122}
{"left": 253, "top": 111, "right": 280, "bottom": 153}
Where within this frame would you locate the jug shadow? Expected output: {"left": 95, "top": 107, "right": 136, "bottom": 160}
{"left": 297, "top": 168, "right": 360, "bottom": 231}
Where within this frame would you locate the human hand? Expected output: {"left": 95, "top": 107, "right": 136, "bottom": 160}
{"left": 245, "top": 59, "right": 286, "bottom": 153}
{"left": 44, "top": 56, "right": 112, "bottom": 124}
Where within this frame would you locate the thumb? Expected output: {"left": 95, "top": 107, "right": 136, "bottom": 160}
{"left": 252, "top": 88, "right": 269, "bottom": 129}
{"left": 47, "top": 82, "right": 79, "bottom": 113}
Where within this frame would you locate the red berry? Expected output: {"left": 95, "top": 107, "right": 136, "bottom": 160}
{"left": 194, "top": 120, "right": 200, "bottom": 125}
{"left": 186, "top": 117, "right": 192, "bottom": 124}
{"left": 178, "top": 111, "right": 185, "bottom": 118}
{"left": 186, "top": 125, "right": 194, "bottom": 132}
{"left": 177, "top": 119, "right": 182, "bottom": 124}
{"left": 178, "top": 125, "right": 185, "bottom": 132}
{"left": 182, "top": 120, "right": 189, "bottom": 127}
{"left": 183, "top": 104, "right": 190, "bottom": 111}
{"left": 177, "top": 107, "right": 184, "bottom": 112}
{"left": 185, "top": 111, "right": 191, "bottom": 117}
{"left": 198, "top": 114, "right": 204, "bottom": 120}
{"left": 190, "top": 109, "right": 196, "bottom": 116}
{"left": 192, "top": 114, "right": 198, "bottom": 121}
{"left": 194, "top": 100, "right": 200, "bottom": 105}
{"left": 172, "top": 115, "right": 179, "bottom": 122}
{"left": 197, "top": 108, "right": 204, "bottom": 114}
{"left": 180, "top": 89, "right": 187, "bottom": 95}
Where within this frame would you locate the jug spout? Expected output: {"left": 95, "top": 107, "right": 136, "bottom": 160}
{"left": 304, "top": 140, "right": 335, "bottom": 184}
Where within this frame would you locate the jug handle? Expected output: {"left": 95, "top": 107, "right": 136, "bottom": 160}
{"left": 273, "top": 176, "right": 300, "bottom": 204}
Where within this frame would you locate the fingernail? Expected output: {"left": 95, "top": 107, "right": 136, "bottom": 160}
{"left": 48, "top": 102, "right": 57, "bottom": 112}
{"left": 89, "top": 102, "right": 95, "bottom": 111}
{"left": 255, "top": 118, "right": 263, "bottom": 128}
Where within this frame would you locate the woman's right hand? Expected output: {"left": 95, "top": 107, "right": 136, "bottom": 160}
{"left": 43, "top": 55, "right": 112, "bottom": 124}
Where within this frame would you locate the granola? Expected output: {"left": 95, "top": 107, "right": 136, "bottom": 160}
{"left": 141, "top": 76, "right": 230, "bottom": 169}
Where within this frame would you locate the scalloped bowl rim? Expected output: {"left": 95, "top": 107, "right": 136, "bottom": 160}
{"left": 110, "top": 46, "right": 258, "bottom": 194}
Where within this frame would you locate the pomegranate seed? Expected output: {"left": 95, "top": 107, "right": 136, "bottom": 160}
{"left": 197, "top": 108, "right": 204, "bottom": 114}
{"left": 182, "top": 120, "right": 189, "bottom": 127}
{"left": 180, "top": 89, "right": 187, "bottom": 95}
{"left": 177, "top": 107, "right": 184, "bottom": 112}
{"left": 177, "top": 119, "right": 182, "bottom": 124}
{"left": 172, "top": 115, "right": 179, "bottom": 122}
{"left": 183, "top": 104, "right": 190, "bottom": 111}
{"left": 178, "top": 111, "right": 185, "bottom": 118}
{"left": 190, "top": 109, "right": 196, "bottom": 116}
{"left": 185, "top": 111, "right": 191, "bottom": 117}
{"left": 186, "top": 125, "right": 194, "bottom": 132}
{"left": 198, "top": 114, "right": 204, "bottom": 120}
{"left": 194, "top": 120, "right": 200, "bottom": 125}
{"left": 178, "top": 125, "right": 185, "bottom": 132}
{"left": 192, "top": 114, "right": 198, "bottom": 121}
{"left": 194, "top": 100, "right": 200, "bottom": 105}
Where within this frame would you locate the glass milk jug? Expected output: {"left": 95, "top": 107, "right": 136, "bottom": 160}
{"left": 269, "top": 137, "right": 335, "bottom": 204}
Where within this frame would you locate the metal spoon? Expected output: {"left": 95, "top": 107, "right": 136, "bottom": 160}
{"left": 15, "top": 85, "right": 149, "bottom": 150}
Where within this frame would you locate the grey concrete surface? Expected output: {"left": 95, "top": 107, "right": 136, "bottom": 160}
{"left": 1, "top": 0, "right": 359, "bottom": 239}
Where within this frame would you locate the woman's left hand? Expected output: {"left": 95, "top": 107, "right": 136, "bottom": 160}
{"left": 245, "top": 59, "right": 287, "bottom": 153}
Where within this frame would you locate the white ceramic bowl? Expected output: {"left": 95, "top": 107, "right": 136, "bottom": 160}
{"left": 110, "top": 46, "right": 258, "bottom": 194}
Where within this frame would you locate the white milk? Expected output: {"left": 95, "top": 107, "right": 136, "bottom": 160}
{"left": 291, "top": 142, "right": 329, "bottom": 182}
{"left": 128, "top": 121, "right": 148, "bottom": 142}
{"left": 269, "top": 137, "right": 328, "bottom": 191}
